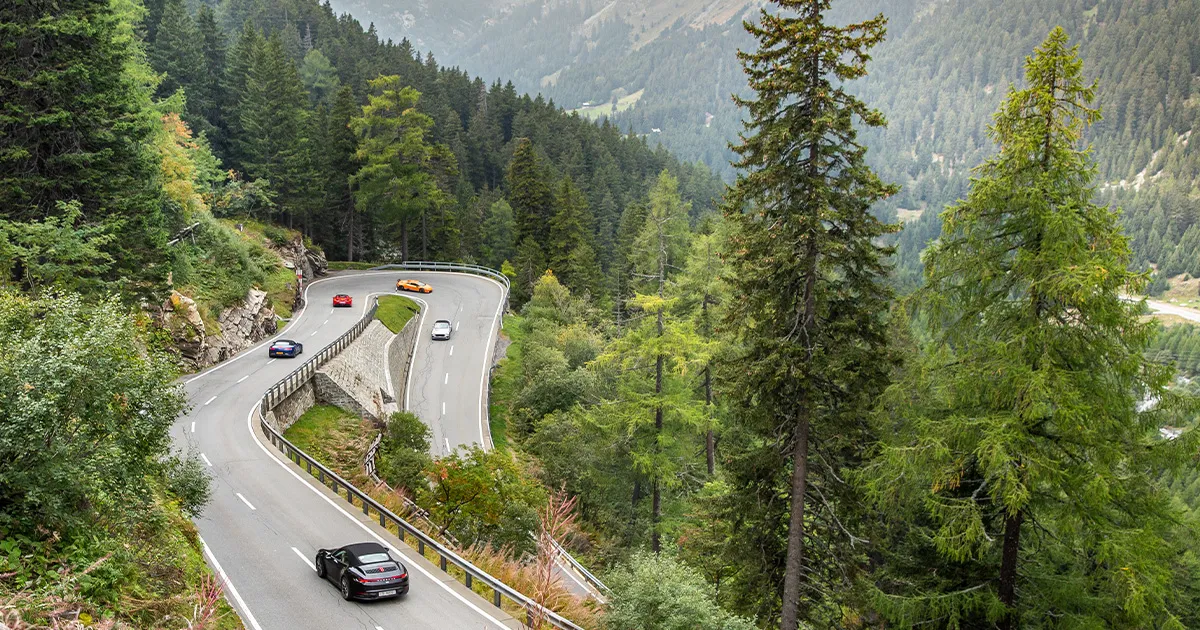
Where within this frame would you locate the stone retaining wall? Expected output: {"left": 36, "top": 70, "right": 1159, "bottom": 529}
{"left": 388, "top": 311, "right": 421, "bottom": 410}
{"left": 270, "top": 380, "right": 315, "bottom": 432}
{"left": 313, "top": 320, "right": 396, "bottom": 424}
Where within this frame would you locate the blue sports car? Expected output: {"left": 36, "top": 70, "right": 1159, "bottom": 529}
{"left": 268, "top": 339, "right": 303, "bottom": 358}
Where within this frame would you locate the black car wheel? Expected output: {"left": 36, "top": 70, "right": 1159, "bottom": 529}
{"left": 340, "top": 575, "right": 353, "bottom": 601}
{"left": 315, "top": 557, "right": 326, "bottom": 578}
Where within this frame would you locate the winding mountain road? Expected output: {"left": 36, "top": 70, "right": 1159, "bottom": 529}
{"left": 172, "top": 271, "right": 509, "bottom": 630}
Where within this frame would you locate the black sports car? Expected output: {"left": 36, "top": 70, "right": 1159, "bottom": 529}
{"left": 268, "top": 339, "right": 303, "bottom": 358}
{"left": 315, "top": 542, "right": 409, "bottom": 601}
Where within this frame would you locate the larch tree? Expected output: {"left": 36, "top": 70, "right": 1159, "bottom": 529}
{"left": 722, "top": 1, "right": 896, "bottom": 627}
{"left": 598, "top": 171, "right": 707, "bottom": 552}
{"left": 350, "top": 76, "right": 451, "bottom": 261}
{"left": 868, "top": 28, "right": 1200, "bottom": 628}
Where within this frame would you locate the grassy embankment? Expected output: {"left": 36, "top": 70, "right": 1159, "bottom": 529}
{"left": 375, "top": 295, "right": 420, "bottom": 333}
{"left": 0, "top": 491, "right": 244, "bottom": 630}
{"left": 486, "top": 314, "right": 527, "bottom": 452}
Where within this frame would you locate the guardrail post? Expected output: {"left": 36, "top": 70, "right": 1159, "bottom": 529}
{"left": 493, "top": 589, "right": 501, "bottom": 608}
{"left": 465, "top": 574, "right": 472, "bottom": 589}
{"left": 418, "top": 539, "right": 424, "bottom": 555}
{"left": 439, "top": 555, "right": 447, "bottom": 571}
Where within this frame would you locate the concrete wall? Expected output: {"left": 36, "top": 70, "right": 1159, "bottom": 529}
{"left": 313, "top": 320, "right": 397, "bottom": 424}
{"left": 270, "top": 380, "right": 315, "bottom": 432}
{"left": 388, "top": 312, "right": 420, "bottom": 410}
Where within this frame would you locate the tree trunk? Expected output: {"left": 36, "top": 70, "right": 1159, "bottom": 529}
{"left": 705, "top": 365, "right": 715, "bottom": 475}
{"left": 782, "top": 21, "right": 823, "bottom": 627}
{"left": 998, "top": 510, "right": 1023, "bottom": 629}
{"left": 346, "top": 207, "right": 355, "bottom": 262}
{"left": 780, "top": 412, "right": 810, "bottom": 630}
{"left": 401, "top": 217, "right": 409, "bottom": 262}
{"left": 652, "top": 304, "right": 664, "bottom": 553}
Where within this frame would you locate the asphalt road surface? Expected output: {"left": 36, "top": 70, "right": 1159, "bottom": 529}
{"left": 173, "top": 271, "right": 510, "bottom": 630}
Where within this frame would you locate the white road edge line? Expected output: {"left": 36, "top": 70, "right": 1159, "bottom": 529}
{"left": 403, "top": 296, "right": 430, "bottom": 411}
{"left": 200, "top": 535, "right": 265, "bottom": 630}
{"left": 245, "top": 405, "right": 508, "bottom": 629}
{"left": 204, "top": 396, "right": 217, "bottom": 406}
{"left": 236, "top": 493, "right": 256, "bottom": 511}
{"left": 291, "top": 546, "right": 316, "bottom": 571}
{"left": 476, "top": 277, "right": 506, "bottom": 446}
{"left": 200, "top": 453, "right": 212, "bottom": 467}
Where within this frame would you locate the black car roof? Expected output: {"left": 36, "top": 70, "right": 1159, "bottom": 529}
{"left": 341, "top": 542, "right": 389, "bottom": 559}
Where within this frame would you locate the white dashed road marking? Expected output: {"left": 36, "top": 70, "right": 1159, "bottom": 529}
{"left": 310, "top": 330, "right": 319, "bottom": 337}
{"left": 237, "top": 375, "right": 248, "bottom": 383}
{"left": 200, "top": 453, "right": 212, "bottom": 467}
{"left": 449, "top": 346, "right": 454, "bottom": 356}
{"left": 291, "top": 547, "right": 315, "bottom": 571}
{"left": 444, "top": 438, "right": 451, "bottom": 454}
{"left": 455, "top": 321, "right": 460, "bottom": 331}
{"left": 323, "top": 319, "right": 329, "bottom": 325}
{"left": 204, "top": 396, "right": 217, "bottom": 406}
{"left": 191, "top": 422, "right": 196, "bottom": 433}
{"left": 442, "top": 402, "right": 446, "bottom": 415}
{"left": 236, "top": 493, "right": 256, "bottom": 511}
{"left": 267, "top": 359, "right": 277, "bottom": 366}
{"left": 444, "top": 373, "right": 449, "bottom": 385}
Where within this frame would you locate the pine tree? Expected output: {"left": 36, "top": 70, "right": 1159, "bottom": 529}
{"left": 222, "top": 23, "right": 262, "bottom": 171}
{"left": 236, "top": 31, "right": 310, "bottom": 226}
{"left": 481, "top": 198, "right": 518, "bottom": 269}
{"left": 506, "top": 138, "right": 555, "bottom": 249}
{"left": 350, "top": 76, "right": 451, "bottom": 261}
{"left": 511, "top": 236, "right": 546, "bottom": 307}
{"left": 149, "top": 0, "right": 205, "bottom": 114}
{"left": 869, "top": 28, "right": 1200, "bottom": 628}
{"left": 322, "top": 85, "right": 360, "bottom": 260}
{"left": 722, "top": 1, "right": 896, "bottom": 626}
{"left": 548, "top": 176, "right": 594, "bottom": 289}
{"left": 194, "top": 4, "right": 228, "bottom": 153}
{"left": 1, "top": 0, "right": 168, "bottom": 296}
{"left": 300, "top": 48, "right": 339, "bottom": 104}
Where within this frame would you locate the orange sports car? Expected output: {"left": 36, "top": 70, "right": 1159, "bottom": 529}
{"left": 396, "top": 279, "right": 432, "bottom": 293}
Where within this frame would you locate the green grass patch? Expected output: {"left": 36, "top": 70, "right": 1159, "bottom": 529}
{"left": 487, "top": 315, "right": 526, "bottom": 451}
{"left": 283, "top": 405, "right": 374, "bottom": 471}
{"left": 569, "top": 88, "right": 644, "bottom": 120}
{"left": 376, "top": 295, "right": 420, "bottom": 333}
{"left": 327, "top": 260, "right": 381, "bottom": 271}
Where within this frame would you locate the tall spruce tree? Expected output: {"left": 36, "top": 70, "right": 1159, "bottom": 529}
{"left": 868, "top": 28, "right": 1200, "bottom": 628}
{"left": 549, "top": 176, "right": 596, "bottom": 292}
{"left": 506, "top": 138, "right": 555, "bottom": 250}
{"left": 722, "top": 1, "right": 896, "bottom": 627}
{"left": 149, "top": 0, "right": 203, "bottom": 103}
{"left": 194, "top": 5, "right": 228, "bottom": 152}
{"left": 322, "top": 85, "right": 360, "bottom": 260}
{"left": 1, "top": 0, "right": 168, "bottom": 296}
{"left": 236, "top": 31, "right": 310, "bottom": 226}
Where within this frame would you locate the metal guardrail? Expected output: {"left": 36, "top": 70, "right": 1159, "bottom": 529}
{"left": 370, "top": 261, "right": 511, "bottom": 291}
{"left": 254, "top": 271, "right": 584, "bottom": 630}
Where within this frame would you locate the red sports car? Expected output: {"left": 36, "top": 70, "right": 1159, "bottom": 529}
{"left": 333, "top": 294, "right": 353, "bottom": 307}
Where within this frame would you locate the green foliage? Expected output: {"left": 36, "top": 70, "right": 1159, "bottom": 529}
{"left": 1, "top": 0, "right": 168, "bottom": 298}
{"left": 506, "top": 138, "right": 556, "bottom": 249}
{"left": 481, "top": 199, "right": 518, "bottom": 269}
{"left": 421, "top": 446, "right": 546, "bottom": 556}
{"left": 603, "top": 551, "right": 757, "bottom": 630}
{"left": 378, "top": 411, "right": 431, "bottom": 494}
{"left": 374, "top": 295, "right": 420, "bottom": 333}
{"left": 1147, "top": 322, "right": 1200, "bottom": 376}
{"left": 867, "top": 29, "right": 1200, "bottom": 627}
{"left": 162, "top": 451, "right": 214, "bottom": 518}
{"left": 721, "top": 1, "right": 898, "bottom": 625}
{"left": 299, "top": 48, "right": 339, "bottom": 104}
{"left": 0, "top": 201, "right": 116, "bottom": 293}
{"left": 0, "top": 290, "right": 187, "bottom": 533}
{"left": 351, "top": 76, "right": 456, "bottom": 261}
{"left": 170, "top": 212, "right": 284, "bottom": 313}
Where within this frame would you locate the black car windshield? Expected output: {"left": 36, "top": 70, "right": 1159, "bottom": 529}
{"left": 357, "top": 552, "right": 390, "bottom": 564}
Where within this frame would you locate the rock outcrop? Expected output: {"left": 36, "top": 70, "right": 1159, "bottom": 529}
{"left": 160, "top": 288, "right": 277, "bottom": 370}
{"left": 160, "top": 228, "right": 328, "bottom": 371}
